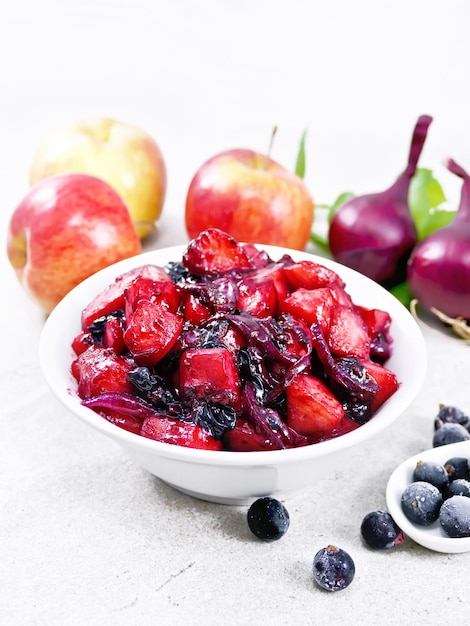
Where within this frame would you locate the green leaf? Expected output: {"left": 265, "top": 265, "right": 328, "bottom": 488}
{"left": 389, "top": 281, "right": 414, "bottom": 309}
{"left": 308, "top": 192, "right": 355, "bottom": 253}
{"left": 309, "top": 231, "right": 330, "bottom": 251}
{"left": 408, "top": 168, "right": 447, "bottom": 239}
{"left": 327, "top": 191, "right": 355, "bottom": 224}
{"left": 295, "top": 130, "right": 307, "bottom": 179}
{"left": 418, "top": 204, "right": 456, "bottom": 240}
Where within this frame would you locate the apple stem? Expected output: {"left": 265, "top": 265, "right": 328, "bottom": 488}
{"left": 265, "top": 125, "right": 278, "bottom": 167}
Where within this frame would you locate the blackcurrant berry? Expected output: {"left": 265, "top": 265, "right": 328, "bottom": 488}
{"left": 433, "top": 423, "right": 470, "bottom": 448}
{"left": 439, "top": 496, "right": 470, "bottom": 538}
{"left": 312, "top": 545, "right": 355, "bottom": 592}
{"left": 413, "top": 460, "right": 449, "bottom": 490}
{"left": 401, "top": 481, "right": 443, "bottom": 525}
{"left": 247, "top": 497, "right": 290, "bottom": 541}
{"left": 444, "top": 457, "right": 470, "bottom": 482}
{"left": 446, "top": 479, "right": 470, "bottom": 498}
{"left": 360, "top": 510, "right": 404, "bottom": 549}
{"left": 434, "top": 404, "right": 469, "bottom": 430}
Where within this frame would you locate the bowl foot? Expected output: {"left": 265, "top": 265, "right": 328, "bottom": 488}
{"left": 161, "top": 480, "right": 270, "bottom": 506}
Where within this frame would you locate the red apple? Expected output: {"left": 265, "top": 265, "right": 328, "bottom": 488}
{"left": 29, "top": 117, "right": 167, "bottom": 239}
{"left": 7, "top": 173, "right": 141, "bottom": 313}
{"left": 185, "top": 149, "right": 314, "bottom": 250}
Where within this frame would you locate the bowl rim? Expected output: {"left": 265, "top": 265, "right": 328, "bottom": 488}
{"left": 40, "top": 242, "right": 427, "bottom": 466}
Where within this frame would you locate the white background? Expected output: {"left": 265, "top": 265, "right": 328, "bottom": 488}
{"left": 1, "top": 0, "right": 469, "bottom": 239}
{"left": 1, "top": 2, "right": 470, "bottom": 624}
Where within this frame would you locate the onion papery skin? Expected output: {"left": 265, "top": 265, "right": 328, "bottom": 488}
{"left": 407, "top": 225, "right": 470, "bottom": 320}
{"left": 328, "top": 187, "right": 417, "bottom": 287}
{"left": 328, "top": 115, "right": 432, "bottom": 288}
{"left": 408, "top": 157, "right": 470, "bottom": 320}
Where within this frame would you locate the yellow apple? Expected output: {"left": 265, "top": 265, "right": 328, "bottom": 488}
{"left": 29, "top": 117, "right": 167, "bottom": 239}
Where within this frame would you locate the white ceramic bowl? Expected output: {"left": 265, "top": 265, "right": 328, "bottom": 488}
{"left": 40, "top": 244, "right": 427, "bottom": 504}
{"left": 386, "top": 440, "right": 470, "bottom": 553}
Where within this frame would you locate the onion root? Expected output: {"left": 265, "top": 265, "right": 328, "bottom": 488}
{"left": 411, "top": 299, "right": 470, "bottom": 342}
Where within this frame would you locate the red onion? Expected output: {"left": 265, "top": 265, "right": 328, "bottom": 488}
{"left": 328, "top": 115, "right": 433, "bottom": 287}
{"left": 82, "top": 392, "right": 161, "bottom": 420}
{"left": 407, "top": 158, "right": 470, "bottom": 320}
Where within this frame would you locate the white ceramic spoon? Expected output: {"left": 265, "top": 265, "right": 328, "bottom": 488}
{"left": 386, "top": 439, "right": 470, "bottom": 553}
